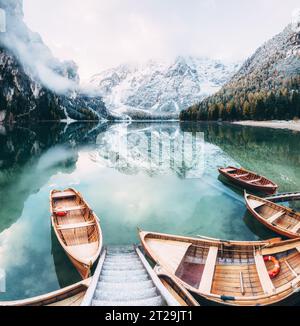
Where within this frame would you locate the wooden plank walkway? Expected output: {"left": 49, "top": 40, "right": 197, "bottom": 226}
{"left": 265, "top": 192, "right": 300, "bottom": 203}
{"left": 81, "top": 246, "right": 179, "bottom": 306}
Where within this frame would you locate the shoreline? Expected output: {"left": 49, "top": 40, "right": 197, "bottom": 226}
{"left": 233, "top": 120, "right": 300, "bottom": 132}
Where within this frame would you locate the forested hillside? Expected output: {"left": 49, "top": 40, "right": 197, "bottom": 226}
{"left": 181, "top": 25, "right": 300, "bottom": 121}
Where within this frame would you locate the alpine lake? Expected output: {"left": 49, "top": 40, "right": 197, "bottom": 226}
{"left": 0, "top": 121, "right": 299, "bottom": 301}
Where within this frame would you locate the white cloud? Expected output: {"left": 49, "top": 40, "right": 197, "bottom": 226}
{"left": 292, "top": 8, "right": 300, "bottom": 32}
{"left": 0, "top": 8, "right": 6, "bottom": 32}
{"left": 23, "top": 0, "right": 300, "bottom": 81}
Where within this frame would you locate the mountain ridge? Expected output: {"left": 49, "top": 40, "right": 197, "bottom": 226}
{"left": 180, "top": 24, "right": 300, "bottom": 121}
{"left": 0, "top": 0, "right": 110, "bottom": 123}
{"left": 89, "top": 56, "right": 240, "bottom": 119}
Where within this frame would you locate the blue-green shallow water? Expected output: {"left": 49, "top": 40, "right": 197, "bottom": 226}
{"left": 0, "top": 121, "right": 299, "bottom": 300}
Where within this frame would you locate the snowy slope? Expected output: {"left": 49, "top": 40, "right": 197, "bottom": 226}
{"left": 89, "top": 57, "right": 240, "bottom": 118}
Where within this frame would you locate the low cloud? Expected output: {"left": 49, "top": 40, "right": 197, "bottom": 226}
{"left": 22, "top": 0, "right": 300, "bottom": 80}
{"left": 2, "top": 33, "right": 78, "bottom": 94}
{"left": 292, "top": 8, "right": 300, "bottom": 32}
{"left": 1, "top": 0, "right": 79, "bottom": 94}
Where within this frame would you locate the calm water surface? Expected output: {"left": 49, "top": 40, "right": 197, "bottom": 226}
{"left": 0, "top": 121, "right": 299, "bottom": 300}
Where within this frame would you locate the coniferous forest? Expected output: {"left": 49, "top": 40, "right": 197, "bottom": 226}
{"left": 180, "top": 76, "right": 300, "bottom": 121}
{"left": 180, "top": 25, "right": 300, "bottom": 122}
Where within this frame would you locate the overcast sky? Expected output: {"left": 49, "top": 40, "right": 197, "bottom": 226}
{"left": 23, "top": 0, "right": 299, "bottom": 80}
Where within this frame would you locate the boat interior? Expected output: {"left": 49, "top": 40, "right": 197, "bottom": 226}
{"left": 224, "top": 168, "right": 271, "bottom": 185}
{"left": 158, "top": 274, "right": 198, "bottom": 306}
{"left": 175, "top": 242, "right": 268, "bottom": 297}
{"left": 52, "top": 190, "right": 99, "bottom": 255}
{"left": 39, "top": 285, "right": 87, "bottom": 307}
{"left": 143, "top": 233, "right": 300, "bottom": 300}
{"left": 249, "top": 196, "right": 300, "bottom": 234}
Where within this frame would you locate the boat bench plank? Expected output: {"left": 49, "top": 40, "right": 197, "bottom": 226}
{"left": 251, "top": 199, "right": 265, "bottom": 209}
{"left": 262, "top": 241, "right": 300, "bottom": 256}
{"left": 52, "top": 191, "right": 76, "bottom": 199}
{"left": 249, "top": 178, "right": 262, "bottom": 183}
{"left": 236, "top": 173, "right": 249, "bottom": 178}
{"left": 54, "top": 205, "right": 86, "bottom": 213}
{"left": 290, "top": 221, "right": 300, "bottom": 234}
{"left": 284, "top": 261, "right": 298, "bottom": 277}
{"left": 254, "top": 253, "right": 275, "bottom": 295}
{"left": 198, "top": 246, "right": 219, "bottom": 294}
{"left": 147, "top": 239, "right": 191, "bottom": 274}
{"left": 57, "top": 221, "right": 95, "bottom": 231}
{"left": 268, "top": 211, "right": 285, "bottom": 224}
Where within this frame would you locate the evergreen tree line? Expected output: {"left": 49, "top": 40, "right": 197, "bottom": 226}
{"left": 180, "top": 75, "right": 300, "bottom": 121}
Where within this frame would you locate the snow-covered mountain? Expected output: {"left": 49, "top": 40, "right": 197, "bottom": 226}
{"left": 89, "top": 57, "right": 240, "bottom": 118}
{"left": 90, "top": 123, "right": 236, "bottom": 178}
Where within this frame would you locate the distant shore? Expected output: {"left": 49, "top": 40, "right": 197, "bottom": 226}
{"left": 233, "top": 120, "right": 300, "bottom": 132}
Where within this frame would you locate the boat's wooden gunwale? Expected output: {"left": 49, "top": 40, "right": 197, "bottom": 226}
{"left": 139, "top": 230, "right": 300, "bottom": 306}
{"left": 155, "top": 266, "right": 200, "bottom": 306}
{"left": 50, "top": 188, "right": 102, "bottom": 279}
{"left": 245, "top": 193, "right": 300, "bottom": 239}
{"left": 0, "top": 279, "right": 91, "bottom": 306}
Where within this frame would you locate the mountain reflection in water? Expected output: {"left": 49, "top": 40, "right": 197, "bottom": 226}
{"left": 0, "top": 121, "right": 299, "bottom": 300}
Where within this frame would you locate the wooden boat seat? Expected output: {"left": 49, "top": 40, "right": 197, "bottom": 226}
{"left": 57, "top": 221, "right": 95, "bottom": 231}
{"left": 198, "top": 246, "right": 218, "bottom": 294}
{"left": 251, "top": 200, "right": 265, "bottom": 210}
{"left": 67, "top": 243, "right": 99, "bottom": 263}
{"left": 54, "top": 205, "right": 86, "bottom": 213}
{"left": 236, "top": 173, "right": 249, "bottom": 178}
{"left": 285, "top": 261, "right": 298, "bottom": 277}
{"left": 263, "top": 241, "right": 300, "bottom": 256}
{"left": 151, "top": 240, "right": 191, "bottom": 274}
{"left": 248, "top": 178, "right": 262, "bottom": 183}
{"left": 52, "top": 191, "right": 76, "bottom": 199}
{"left": 239, "top": 272, "right": 246, "bottom": 295}
{"left": 290, "top": 221, "right": 300, "bottom": 234}
{"left": 254, "top": 253, "right": 275, "bottom": 295}
{"left": 268, "top": 211, "right": 285, "bottom": 224}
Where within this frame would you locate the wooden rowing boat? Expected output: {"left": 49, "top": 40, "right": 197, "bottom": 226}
{"left": 139, "top": 230, "right": 300, "bottom": 306}
{"left": 0, "top": 279, "right": 91, "bottom": 306}
{"left": 245, "top": 192, "right": 300, "bottom": 239}
{"left": 50, "top": 188, "right": 102, "bottom": 279}
{"left": 154, "top": 266, "right": 200, "bottom": 306}
{"left": 218, "top": 166, "right": 278, "bottom": 195}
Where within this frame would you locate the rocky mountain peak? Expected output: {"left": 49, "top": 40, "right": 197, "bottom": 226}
{"left": 89, "top": 56, "right": 240, "bottom": 119}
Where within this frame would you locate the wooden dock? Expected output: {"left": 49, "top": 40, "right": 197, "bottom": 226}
{"left": 265, "top": 192, "right": 300, "bottom": 203}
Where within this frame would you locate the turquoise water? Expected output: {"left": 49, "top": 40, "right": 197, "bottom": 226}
{"left": 0, "top": 121, "right": 299, "bottom": 300}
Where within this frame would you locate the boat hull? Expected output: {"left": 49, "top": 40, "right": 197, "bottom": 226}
{"left": 0, "top": 279, "right": 91, "bottom": 306}
{"left": 245, "top": 193, "right": 300, "bottom": 239}
{"left": 219, "top": 168, "right": 278, "bottom": 195}
{"left": 67, "top": 253, "right": 91, "bottom": 280}
{"left": 139, "top": 230, "right": 300, "bottom": 306}
{"left": 50, "top": 188, "right": 102, "bottom": 279}
{"left": 190, "top": 289, "right": 300, "bottom": 307}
